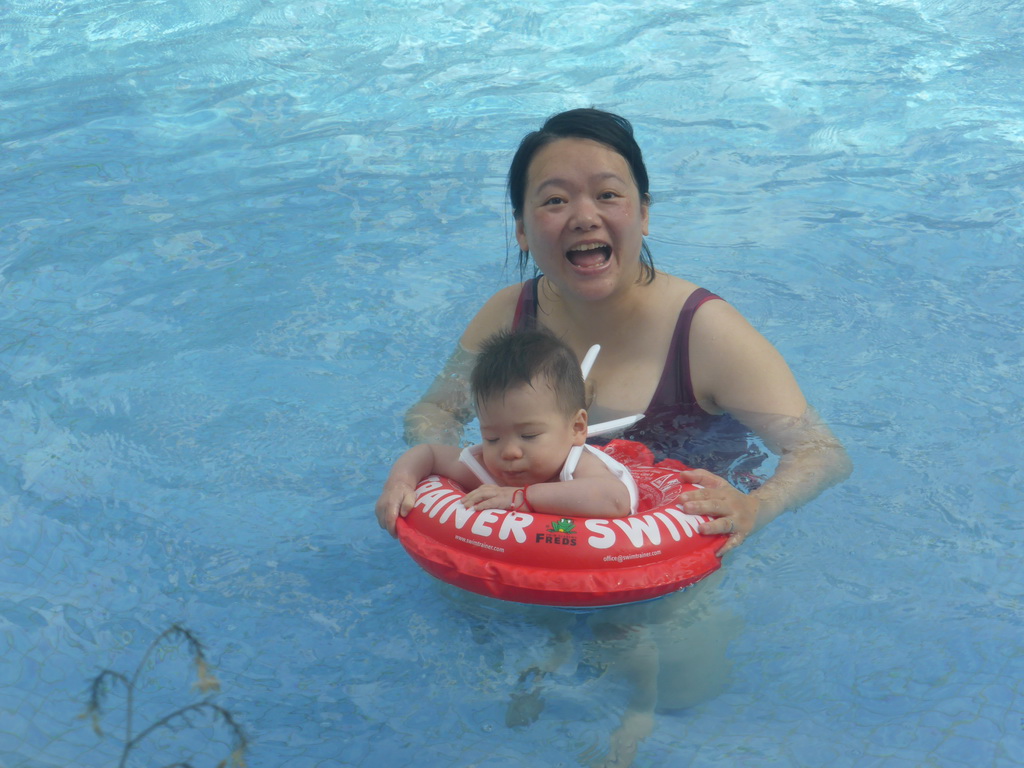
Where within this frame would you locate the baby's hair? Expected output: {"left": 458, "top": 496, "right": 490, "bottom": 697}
{"left": 471, "top": 329, "right": 586, "bottom": 417}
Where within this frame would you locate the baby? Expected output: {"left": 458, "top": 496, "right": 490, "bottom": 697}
{"left": 376, "top": 328, "right": 638, "bottom": 536}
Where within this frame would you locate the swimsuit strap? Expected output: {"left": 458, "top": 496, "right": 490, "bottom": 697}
{"left": 458, "top": 445, "right": 498, "bottom": 486}
{"left": 561, "top": 444, "right": 585, "bottom": 477}
{"left": 560, "top": 445, "right": 639, "bottom": 515}
{"left": 511, "top": 276, "right": 541, "bottom": 330}
{"left": 646, "top": 287, "right": 723, "bottom": 413}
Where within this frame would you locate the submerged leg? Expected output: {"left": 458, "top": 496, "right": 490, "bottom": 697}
{"left": 583, "top": 618, "right": 658, "bottom": 768}
{"left": 649, "top": 573, "right": 740, "bottom": 712}
{"left": 583, "top": 576, "right": 740, "bottom": 767}
{"left": 505, "top": 610, "right": 575, "bottom": 728}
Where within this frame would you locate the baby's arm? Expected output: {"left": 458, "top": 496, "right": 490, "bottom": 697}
{"left": 462, "top": 451, "right": 631, "bottom": 519}
{"left": 375, "top": 444, "right": 480, "bottom": 537}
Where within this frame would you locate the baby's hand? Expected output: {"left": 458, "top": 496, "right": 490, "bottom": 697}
{"left": 375, "top": 479, "right": 417, "bottom": 538}
{"left": 460, "top": 485, "right": 520, "bottom": 512}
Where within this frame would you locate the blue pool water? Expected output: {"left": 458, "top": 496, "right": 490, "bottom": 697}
{"left": 2, "top": 1, "right": 1022, "bottom": 766}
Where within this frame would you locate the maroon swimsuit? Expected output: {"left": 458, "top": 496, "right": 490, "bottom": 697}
{"left": 511, "top": 276, "right": 765, "bottom": 487}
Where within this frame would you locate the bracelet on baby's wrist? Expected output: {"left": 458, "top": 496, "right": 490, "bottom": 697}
{"left": 512, "top": 485, "right": 535, "bottom": 514}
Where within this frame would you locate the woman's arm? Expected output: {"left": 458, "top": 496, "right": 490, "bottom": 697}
{"left": 403, "top": 284, "right": 522, "bottom": 446}
{"left": 403, "top": 344, "right": 476, "bottom": 446}
{"left": 732, "top": 405, "right": 852, "bottom": 526}
{"left": 679, "top": 408, "right": 852, "bottom": 549}
{"left": 681, "top": 300, "right": 853, "bottom": 551}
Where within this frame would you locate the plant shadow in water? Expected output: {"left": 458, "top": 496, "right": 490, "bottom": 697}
{"left": 82, "top": 623, "right": 247, "bottom": 768}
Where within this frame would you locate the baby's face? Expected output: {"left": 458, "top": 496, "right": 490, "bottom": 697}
{"left": 477, "top": 377, "right": 586, "bottom": 487}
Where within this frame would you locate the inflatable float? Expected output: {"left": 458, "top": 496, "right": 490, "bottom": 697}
{"left": 396, "top": 438, "right": 727, "bottom": 608}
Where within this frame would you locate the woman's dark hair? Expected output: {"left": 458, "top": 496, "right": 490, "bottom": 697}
{"left": 471, "top": 328, "right": 586, "bottom": 417}
{"left": 507, "top": 108, "right": 655, "bottom": 283}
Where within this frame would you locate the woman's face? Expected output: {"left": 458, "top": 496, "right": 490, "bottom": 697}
{"left": 515, "top": 137, "right": 649, "bottom": 301}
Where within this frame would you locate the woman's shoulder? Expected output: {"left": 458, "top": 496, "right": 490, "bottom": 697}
{"left": 459, "top": 282, "right": 529, "bottom": 351}
{"left": 684, "top": 286, "right": 807, "bottom": 417}
{"left": 648, "top": 272, "right": 707, "bottom": 311}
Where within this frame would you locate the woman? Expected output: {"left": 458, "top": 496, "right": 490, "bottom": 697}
{"left": 396, "top": 108, "right": 851, "bottom": 551}
{"left": 389, "top": 108, "right": 853, "bottom": 768}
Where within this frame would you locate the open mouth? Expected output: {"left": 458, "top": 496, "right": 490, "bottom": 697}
{"left": 566, "top": 242, "right": 612, "bottom": 269}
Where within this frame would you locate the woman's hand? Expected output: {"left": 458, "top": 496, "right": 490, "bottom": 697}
{"left": 375, "top": 479, "right": 417, "bottom": 538}
{"left": 460, "top": 484, "right": 519, "bottom": 512}
{"left": 676, "top": 468, "right": 760, "bottom": 556}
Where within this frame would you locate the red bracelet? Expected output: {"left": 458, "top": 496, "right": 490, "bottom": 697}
{"left": 513, "top": 486, "right": 534, "bottom": 514}
{"left": 521, "top": 485, "right": 535, "bottom": 514}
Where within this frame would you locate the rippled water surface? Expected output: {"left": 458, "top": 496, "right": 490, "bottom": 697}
{"left": 1, "top": 1, "right": 1022, "bottom": 766}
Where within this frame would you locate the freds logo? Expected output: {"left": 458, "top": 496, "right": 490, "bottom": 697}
{"left": 535, "top": 518, "right": 577, "bottom": 546}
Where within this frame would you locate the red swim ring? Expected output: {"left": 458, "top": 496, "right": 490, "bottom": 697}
{"left": 397, "top": 439, "right": 727, "bottom": 608}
